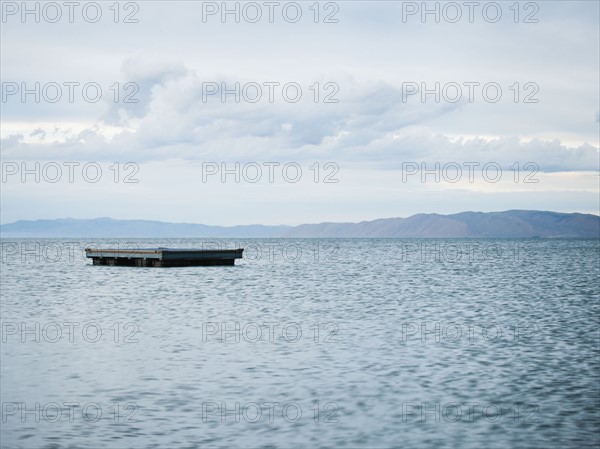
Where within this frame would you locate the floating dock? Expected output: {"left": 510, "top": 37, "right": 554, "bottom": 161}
{"left": 85, "top": 248, "right": 244, "bottom": 267}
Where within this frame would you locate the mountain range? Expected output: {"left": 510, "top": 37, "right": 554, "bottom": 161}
{"left": 1, "top": 210, "right": 598, "bottom": 238}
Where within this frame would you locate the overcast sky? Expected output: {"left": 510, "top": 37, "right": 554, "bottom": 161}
{"left": 1, "top": 0, "right": 598, "bottom": 225}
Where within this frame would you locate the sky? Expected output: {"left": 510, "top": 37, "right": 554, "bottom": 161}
{"left": 1, "top": 0, "right": 599, "bottom": 226}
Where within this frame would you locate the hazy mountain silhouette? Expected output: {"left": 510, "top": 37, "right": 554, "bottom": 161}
{"left": 1, "top": 211, "right": 598, "bottom": 238}
{"left": 280, "top": 210, "right": 599, "bottom": 238}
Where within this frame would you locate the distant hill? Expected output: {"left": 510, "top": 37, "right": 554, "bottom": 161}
{"left": 1, "top": 211, "right": 598, "bottom": 238}
{"left": 279, "top": 211, "right": 600, "bottom": 238}
{"left": 0, "top": 217, "right": 288, "bottom": 238}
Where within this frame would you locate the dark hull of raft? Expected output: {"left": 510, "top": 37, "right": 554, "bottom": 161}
{"left": 85, "top": 248, "right": 244, "bottom": 267}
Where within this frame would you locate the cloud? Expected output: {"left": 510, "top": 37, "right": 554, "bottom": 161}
{"left": 101, "top": 54, "right": 189, "bottom": 124}
{"left": 2, "top": 62, "right": 598, "bottom": 173}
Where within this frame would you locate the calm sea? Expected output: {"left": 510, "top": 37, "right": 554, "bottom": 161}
{"left": 1, "top": 238, "right": 599, "bottom": 449}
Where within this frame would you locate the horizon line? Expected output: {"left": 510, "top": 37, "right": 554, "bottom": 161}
{"left": 2, "top": 209, "right": 600, "bottom": 228}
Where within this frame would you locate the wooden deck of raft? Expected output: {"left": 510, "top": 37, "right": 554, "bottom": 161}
{"left": 85, "top": 248, "right": 244, "bottom": 267}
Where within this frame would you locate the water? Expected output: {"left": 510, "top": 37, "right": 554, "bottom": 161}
{"left": 1, "top": 238, "right": 599, "bottom": 449}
